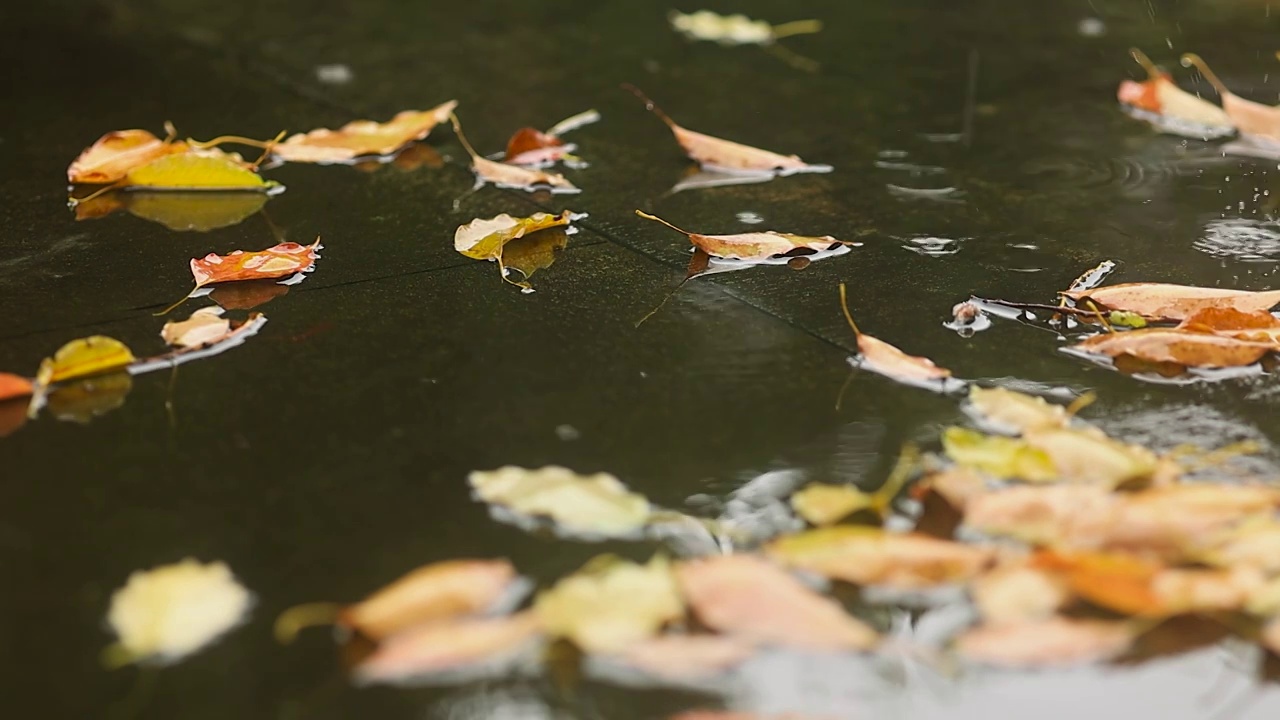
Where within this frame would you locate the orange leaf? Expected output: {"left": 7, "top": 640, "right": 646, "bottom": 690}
{"left": 676, "top": 555, "right": 878, "bottom": 651}
{"left": 504, "top": 127, "right": 564, "bottom": 163}
{"left": 448, "top": 113, "right": 578, "bottom": 193}
{"left": 627, "top": 86, "right": 830, "bottom": 175}
{"left": 274, "top": 101, "right": 458, "bottom": 163}
{"left": 1071, "top": 328, "right": 1274, "bottom": 368}
{"left": 354, "top": 612, "right": 541, "bottom": 685}
{"left": 1061, "top": 282, "right": 1280, "bottom": 322}
{"left": 339, "top": 559, "right": 522, "bottom": 641}
{"left": 68, "top": 128, "right": 189, "bottom": 184}
{"left": 1118, "top": 50, "right": 1233, "bottom": 136}
{"left": 1182, "top": 54, "right": 1280, "bottom": 143}
{"left": 190, "top": 238, "right": 322, "bottom": 289}
{"left": 0, "top": 373, "right": 33, "bottom": 401}
{"left": 838, "top": 284, "right": 952, "bottom": 384}
{"left": 1033, "top": 550, "right": 1166, "bottom": 616}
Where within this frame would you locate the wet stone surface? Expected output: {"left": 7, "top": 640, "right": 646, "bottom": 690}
{"left": 6, "top": 0, "right": 1280, "bottom": 718}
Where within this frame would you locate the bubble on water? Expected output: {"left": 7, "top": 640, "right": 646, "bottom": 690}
{"left": 736, "top": 211, "right": 764, "bottom": 224}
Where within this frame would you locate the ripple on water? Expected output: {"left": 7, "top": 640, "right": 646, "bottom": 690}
{"left": 901, "top": 236, "right": 963, "bottom": 257}
{"left": 1195, "top": 218, "right": 1280, "bottom": 262}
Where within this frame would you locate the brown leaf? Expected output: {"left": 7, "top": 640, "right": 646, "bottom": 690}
{"left": 504, "top": 128, "right": 564, "bottom": 163}
{"left": 68, "top": 127, "right": 189, "bottom": 184}
{"left": 839, "top": 284, "right": 952, "bottom": 384}
{"left": 1061, "top": 282, "right": 1280, "bottom": 322}
{"left": 676, "top": 555, "right": 878, "bottom": 651}
{"left": 766, "top": 526, "right": 993, "bottom": 590}
{"left": 161, "top": 307, "right": 232, "bottom": 349}
{"left": 627, "top": 86, "right": 830, "bottom": 175}
{"left": 1182, "top": 54, "right": 1280, "bottom": 143}
{"left": 339, "top": 559, "right": 521, "bottom": 640}
{"left": 354, "top": 612, "right": 541, "bottom": 685}
{"left": 274, "top": 101, "right": 458, "bottom": 163}
{"left": 449, "top": 114, "right": 579, "bottom": 192}
{"left": 955, "top": 616, "right": 1135, "bottom": 668}
{"left": 1071, "top": 328, "right": 1274, "bottom": 368}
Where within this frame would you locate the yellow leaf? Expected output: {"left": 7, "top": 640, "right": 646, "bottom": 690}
{"left": 766, "top": 526, "right": 993, "bottom": 589}
{"left": 468, "top": 466, "right": 651, "bottom": 538}
{"left": 125, "top": 149, "right": 278, "bottom": 192}
{"left": 942, "top": 427, "right": 1058, "bottom": 482}
{"left": 966, "top": 386, "right": 1069, "bottom": 434}
{"left": 36, "top": 336, "right": 135, "bottom": 387}
{"left": 534, "top": 555, "right": 683, "bottom": 653}
{"left": 453, "top": 211, "right": 574, "bottom": 261}
{"left": 45, "top": 372, "right": 132, "bottom": 423}
{"left": 790, "top": 483, "right": 875, "bottom": 526}
{"left": 1022, "top": 427, "right": 1158, "bottom": 488}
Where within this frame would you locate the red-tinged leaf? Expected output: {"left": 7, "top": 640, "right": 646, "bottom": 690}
{"left": 1061, "top": 282, "right": 1280, "bottom": 322}
{"left": 189, "top": 238, "right": 322, "bottom": 289}
{"left": 627, "top": 86, "right": 830, "bottom": 175}
{"left": 1176, "top": 307, "right": 1280, "bottom": 344}
{"left": 274, "top": 101, "right": 458, "bottom": 163}
{"left": 504, "top": 128, "right": 564, "bottom": 162}
{"left": 1071, "top": 328, "right": 1274, "bottom": 368}
{"left": 766, "top": 526, "right": 993, "bottom": 590}
{"left": 1118, "top": 50, "right": 1233, "bottom": 136}
{"left": 1182, "top": 54, "right": 1280, "bottom": 143}
{"left": 0, "top": 373, "right": 33, "bottom": 401}
{"left": 354, "top": 612, "right": 541, "bottom": 685}
{"left": 608, "top": 635, "right": 755, "bottom": 680}
{"left": 955, "top": 617, "right": 1136, "bottom": 668}
{"left": 448, "top": 114, "right": 579, "bottom": 193}
{"left": 838, "top": 284, "right": 952, "bottom": 384}
{"left": 68, "top": 127, "right": 189, "bottom": 184}
{"left": 338, "top": 559, "right": 522, "bottom": 641}
{"left": 676, "top": 555, "right": 878, "bottom": 651}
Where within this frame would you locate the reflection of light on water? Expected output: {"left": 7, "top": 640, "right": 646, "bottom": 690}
{"left": 1196, "top": 219, "right": 1280, "bottom": 262}
{"left": 901, "top": 236, "right": 963, "bottom": 257}
{"left": 735, "top": 211, "right": 764, "bottom": 224}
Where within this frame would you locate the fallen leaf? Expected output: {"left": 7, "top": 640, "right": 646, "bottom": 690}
{"left": 1117, "top": 49, "right": 1234, "bottom": 138}
{"left": 189, "top": 237, "right": 323, "bottom": 290}
{"left": 626, "top": 85, "right": 830, "bottom": 175}
{"left": 916, "top": 467, "right": 990, "bottom": 511}
{"left": 354, "top": 612, "right": 541, "bottom": 685}
{"left": 637, "top": 210, "right": 845, "bottom": 261}
{"left": 1060, "top": 282, "right": 1280, "bottom": 322}
{"left": 965, "top": 386, "right": 1069, "bottom": 434}
{"left": 454, "top": 211, "right": 576, "bottom": 289}
{"left": 503, "top": 109, "right": 600, "bottom": 166}
{"left": 838, "top": 284, "right": 953, "bottom": 386}
{"left": 124, "top": 148, "right": 278, "bottom": 192}
{"left": 274, "top": 101, "right": 458, "bottom": 163}
{"left": 962, "top": 484, "right": 1119, "bottom": 547}
{"left": 534, "top": 555, "right": 683, "bottom": 653}
{"left": 669, "top": 10, "right": 821, "bottom": 46}
{"left": 942, "top": 427, "right": 1058, "bottom": 482}
{"left": 68, "top": 126, "right": 189, "bottom": 184}
{"left": 1022, "top": 427, "right": 1159, "bottom": 488}
{"left": 0, "top": 373, "right": 33, "bottom": 401}
{"left": 105, "top": 558, "right": 252, "bottom": 666}
{"left": 1198, "top": 519, "right": 1280, "bottom": 573}
{"left": 35, "top": 336, "right": 135, "bottom": 388}
{"left": 161, "top": 307, "right": 231, "bottom": 349}
{"left": 970, "top": 561, "right": 1071, "bottom": 625}
{"left": 1070, "top": 328, "right": 1274, "bottom": 368}
{"left": 450, "top": 114, "right": 579, "bottom": 193}
{"left": 790, "top": 484, "right": 877, "bottom": 526}
{"left": 955, "top": 616, "right": 1135, "bottom": 668}
{"left": 339, "top": 559, "right": 521, "bottom": 641}
{"left": 1182, "top": 54, "right": 1280, "bottom": 144}
{"left": 468, "top": 465, "right": 651, "bottom": 538}
{"left": 766, "top": 526, "right": 993, "bottom": 589}
{"left": 677, "top": 555, "right": 877, "bottom": 651}
{"left": 607, "top": 635, "right": 755, "bottom": 679}
{"left": 1177, "top": 306, "right": 1280, "bottom": 344}
{"left": 1262, "top": 617, "right": 1280, "bottom": 655}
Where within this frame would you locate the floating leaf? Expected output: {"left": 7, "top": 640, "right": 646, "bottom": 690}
{"left": 790, "top": 484, "right": 878, "bottom": 526}
{"left": 963, "top": 484, "right": 1118, "bottom": 547}
{"left": 535, "top": 555, "right": 683, "bottom": 653}
{"left": 636, "top": 211, "right": 845, "bottom": 262}
{"left": 1198, "top": 519, "right": 1280, "bottom": 574}
{"left": 125, "top": 148, "right": 277, "bottom": 192}
{"left": 450, "top": 114, "right": 578, "bottom": 193}
{"left": 189, "top": 238, "right": 323, "bottom": 290}
{"left": 274, "top": 101, "right": 458, "bottom": 163}
{"left": 45, "top": 372, "right": 133, "bottom": 423}
{"left": 1177, "top": 306, "right": 1280, "bottom": 343}
{"left": 1021, "top": 427, "right": 1158, "bottom": 488}
{"left": 503, "top": 109, "right": 600, "bottom": 166}
{"left": 468, "top": 466, "right": 651, "bottom": 538}
{"left": 1060, "top": 282, "right": 1280, "bottom": 322}
{"left": 354, "top": 612, "right": 541, "bottom": 686}
{"left": 1117, "top": 49, "right": 1234, "bottom": 138}
{"left": 676, "top": 555, "right": 878, "bottom": 651}
{"left": 942, "top": 427, "right": 1058, "bottom": 482}
{"left": 627, "top": 86, "right": 830, "bottom": 175}
{"left": 955, "top": 617, "right": 1136, "bottom": 668}
{"left": 838, "top": 284, "right": 953, "bottom": 386}
{"left": 606, "top": 635, "right": 755, "bottom": 680}
{"left": 0, "top": 373, "right": 33, "bottom": 401}
{"left": 1182, "top": 54, "right": 1280, "bottom": 144}
{"left": 971, "top": 562, "right": 1071, "bottom": 625}
{"left": 68, "top": 126, "right": 189, "bottom": 184}
{"left": 766, "top": 526, "right": 993, "bottom": 590}
{"left": 105, "top": 559, "right": 251, "bottom": 666}
{"left": 161, "top": 307, "right": 232, "bottom": 349}
{"left": 965, "top": 386, "right": 1069, "bottom": 434}
{"left": 343, "top": 559, "right": 521, "bottom": 641}
{"left": 1070, "top": 328, "right": 1274, "bottom": 368}
{"left": 454, "top": 211, "right": 576, "bottom": 289}
{"left": 35, "top": 336, "right": 135, "bottom": 388}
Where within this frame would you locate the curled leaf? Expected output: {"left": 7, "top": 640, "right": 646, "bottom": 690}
{"left": 503, "top": 109, "right": 600, "bottom": 166}
{"left": 636, "top": 210, "right": 845, "bottom": 261}
{"left": 354, "top": 612, "right": 542, "bottom": 686}
{"left": 68, "top": 127, "right": 189, "bottom": 184}
{"left": 274, "top": 101, "right": 458, "bottom": 163}
{"left": 839, "top": 284, "right": 952, "bottom": 386}
{"left": 766, "top": 526, "right": 993, "bottom": 590}
{"left": 161, "top": 307, "right": 232, "bottom": 349}
{"left": 534, "top": 555, "right": 683, "bottom": 654}
{"left": 105, "top": 559, "right": 252, "bottom": 666}
{"left": 676, "top": 555, "right": 878, "bottom": 651}
{"left": 468, "top": 466, "right": 651, "bottom": 538}
{"left": 36, "top": 336, "right": 135, "bottom": 388}
{"left": 1182, "top": 54, "right": 1280, "bottom": 144}
{"left": 454, "top": 211, "right": 576, "bottom": 288}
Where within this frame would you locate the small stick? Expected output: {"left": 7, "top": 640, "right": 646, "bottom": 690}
{"left": 273, "top": 602, "right": 343, "bottom": 644}
{"left": 622, "top": 84, "right": 680, "bottom": 130}
{"left": 1130, "top": 47, "right": 1163, "bottom": 79}
{"left": 1085, "top": 299, "right": 1116, "bottom": 333}
{"left": 635, "top": 209, "right": 694, "bottom": 236}
{"left": 448, "top": 112, "right": 483, "bottom": 161}
{"left": 838, "top": 282, "right": 862, "bottom": 338}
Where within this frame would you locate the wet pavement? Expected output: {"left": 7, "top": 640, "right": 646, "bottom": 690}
{"left": 6, "top": 0, "right": 1280, "bottom": 718}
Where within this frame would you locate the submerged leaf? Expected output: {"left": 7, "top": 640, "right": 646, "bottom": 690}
{"left": 106, "top": 559, "right": 251, "bottom": 666}
{"left": 627, "top": 86, "right": 830, "bottom": 174}
{"left": 535, "top": 555, "right": 683, "bottom": 653}
{"left": 354, "top": 612, "right": 541, "bottom": 685}
{"left": 676, "top": 555, "right": 878, "bottom": 651}
{"left": 1060, "top": 282, "right": 1280, "bottom": 322}
{"left": 942, "top": 427, "right": 1058, "bottom": 482}
{"left": 36, "top": 336, "right": 135, "bottom": 388}
{"left": 767, "top": 526, "right": 993, "bottom": 589}
{"left": 68, "top": 127, "right": 189, "bottom": 184}
{"left": 274, "top": 101, "right": 458, "bottom": 163}
{"left": 955, "top": 616, "right": 1135, "bottom": 668}
{"left": 339, "top": 559, "right": 521, "bottom": 641}
{"left": 469, "top": 466, "right": 651, "bottom": 537}
{"left": 189, "top": 238, "right": 322, "bottom": 289}
{"left": 125, "top": 148, "right": 277, "bottom": 192}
